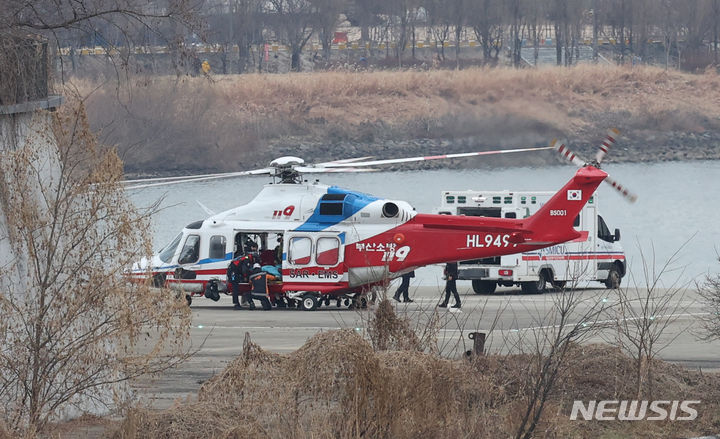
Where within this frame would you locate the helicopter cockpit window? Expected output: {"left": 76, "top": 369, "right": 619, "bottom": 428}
{"left": 158, "top": 233, "right": 182, "bottom": 264}
{"left": 209, "top": 235, "right": 227, "bottom": 259}
{"left": 288, "top": 237, "right": 312, "bottom": 265}
{"left": 316, "top": 237, "right": 340, "bottom": 266}
{"left": 178, "top": 235, "right": 200, "bottom": 264}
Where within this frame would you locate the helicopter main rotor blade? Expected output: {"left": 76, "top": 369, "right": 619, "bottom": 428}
{"left": 124, "top": 168, "right": 273, "bottom": 190}
{"left": 314, "top": 156, "right": 375, "bottom": 166}
{"left": 121, "top": 170, "right": 247, "bottom": 185}
{"left": 321, "top": 146, "right": 553, "bottom": 168}
{"left": 196, "top": 200, "right": 216, "bottom": 215}
{"left": 294, "top": 166, "right": 378, "bottom": 173}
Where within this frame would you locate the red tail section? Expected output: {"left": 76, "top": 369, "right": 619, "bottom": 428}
{"left": 523, "top": 166, "right": 607, "bottom": 245}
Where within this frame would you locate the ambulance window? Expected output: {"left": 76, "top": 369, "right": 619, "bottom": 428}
{"left": 289, "top": 237, "right": 312, "bottom": 265}
{"left": 209, "top": 235, "right": 227, "bottom": 259}
{"left": 597, "top": 215, "right": 613, "bottom": 242}
{"left": 178, "top": 235, "right": 200, "bottom": 264}
{"left": 158, "top": 233, "right": 182, "bottom": 263}
{"left": 316, "top": 237, "right": 340, "bottom": 266}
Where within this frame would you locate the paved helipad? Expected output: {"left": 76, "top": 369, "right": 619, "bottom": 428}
{"left": 133, "top": 285, "right": 720, "bottom": 408}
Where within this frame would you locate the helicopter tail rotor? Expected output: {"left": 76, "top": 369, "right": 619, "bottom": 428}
{"left": 604, "top": 175, "right": 638, "bottom": 203}
{"left": 552, "top": 130, "right": 637, "bottom": 203}
{"left": 551, "top": 138, "right": 587, "bottom": 168}
{"left": 595, "top": 128, "right": 620, "bottom": 165}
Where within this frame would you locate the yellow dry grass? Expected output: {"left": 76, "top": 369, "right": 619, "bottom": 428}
{"left": 74, "top": 65, "right": 720, "bottom": 173}
{"left": 109, "top": 300, "right": 720, "bottom": 439}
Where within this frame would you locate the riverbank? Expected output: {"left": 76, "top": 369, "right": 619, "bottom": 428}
{"left": 74, "top": 65, "right": 720, "bottom": 177}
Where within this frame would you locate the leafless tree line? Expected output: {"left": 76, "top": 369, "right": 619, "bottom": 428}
{"left": 4, "top": 0, "right": 719, "bottom": 75}
{"left": 180, "top": 0, "right": 720, "bottom": 72}
{"left": 1, "top": 0, "right": 200, "bottom": 80}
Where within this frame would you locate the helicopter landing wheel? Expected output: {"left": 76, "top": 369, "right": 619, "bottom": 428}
{"left": 301, "top": 294, "right": 318, "bottom": 311}
{"left": 349, "top": 295, "right": 368, "bottom": 310}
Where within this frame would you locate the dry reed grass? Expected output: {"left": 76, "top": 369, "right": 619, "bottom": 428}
{"left": 73, "top": 65, "right": 720, "bottom": 175}
{"left": 111, "top": 301, "right": 720, "bottom": 439}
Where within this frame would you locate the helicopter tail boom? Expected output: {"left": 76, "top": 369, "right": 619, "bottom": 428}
{"left": 522, "top": 165, "right": 607, "bottom": 245}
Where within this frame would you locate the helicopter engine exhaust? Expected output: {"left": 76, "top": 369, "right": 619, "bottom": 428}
{"left": 382, "top": 202, "right": 399, "bottom": 218}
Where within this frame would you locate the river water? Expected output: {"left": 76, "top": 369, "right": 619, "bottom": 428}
{"left": 129, "top": 160, "right": 720, "bottom": 289}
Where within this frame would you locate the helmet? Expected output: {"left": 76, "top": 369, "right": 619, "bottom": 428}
{"left": 253, "top": 263, "right": 261, "bottom": 269}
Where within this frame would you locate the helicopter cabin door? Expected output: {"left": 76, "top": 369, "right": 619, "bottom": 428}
{"left": 284, "top": 232, "right": 346, "bottom": 286}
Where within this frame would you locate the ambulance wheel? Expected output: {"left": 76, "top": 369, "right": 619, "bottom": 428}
{"left": 301, "top": 294, "right": 318, "bottom": 311}
{"left": 521, "top": 271, "right": 547, "bottom": 294}
{"left": 472, "top": 280, "right": 497, "bottom": 295}
{"left": 605, "top": 266, "right": 622, "bottom": 289}
{"left": 185, "top": 294, "right": 192, "bottom": 306}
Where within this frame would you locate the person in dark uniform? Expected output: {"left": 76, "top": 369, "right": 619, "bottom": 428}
{"left": 247, "top": 263, "right": 275, "bottom": 310}
{"left": 238, "top": 253, "right": 255, "bottom": 283}
{"left": 393, "top": 271, "right": 415, "bottom": 303}
{"left": 274, "top": 235, "right": 283, "bottom": 265}
{"left": 226, "top": 258, "right": 244, "bottom": 310}
{"left": 438, "top": 262, "right": 461, "bottom": 309}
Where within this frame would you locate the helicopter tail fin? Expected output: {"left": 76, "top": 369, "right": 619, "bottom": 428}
{"left": 522, "top": 166, "right": 607, "bottom": 245}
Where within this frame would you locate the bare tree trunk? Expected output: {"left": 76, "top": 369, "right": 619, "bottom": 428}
{"left": 291, "top": 49, "right": 301, "bottom": 71}
{"left": 564, "top": 22, "right": 570, "bottom": 66}
{"left": 714, "top": 0, "right": 719, "bottom": 65}
{"left": 533, "top": 24, "right": 539, "bottom": 65}
{"left": 592, "top": 0, "right": 598, "bottom": 62}
{"left": 455, "top": 24, "right": 461, "bottom": 69}
{"left": 619, "top": 0, "right": 626, "bottom": 64}
{"left": 555, "top": 23, "right": 562, "bottom": 65}
{"left": 411, "top": 22, "right": 416, "bottom": 61}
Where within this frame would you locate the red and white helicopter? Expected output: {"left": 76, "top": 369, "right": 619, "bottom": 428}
{"left": 127, "top": 132, "right": 634, "bottom": 310}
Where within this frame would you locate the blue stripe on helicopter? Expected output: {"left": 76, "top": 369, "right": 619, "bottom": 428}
{"left": 294, "top": 187, "right": 380, "bottom": 232}
{"left": 196, "top": 252, "right": 233, "bottom": 264}
{"left": 150, "top": 252, "right": 232, "bottom": 271}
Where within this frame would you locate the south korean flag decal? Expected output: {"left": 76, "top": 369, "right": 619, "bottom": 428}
{"left": 567, "top": 189, "right": 582, "bottom": 201}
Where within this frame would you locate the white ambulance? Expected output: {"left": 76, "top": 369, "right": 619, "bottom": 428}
{"left": 436, "top": 190, "right": 626, "bottom": 294}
